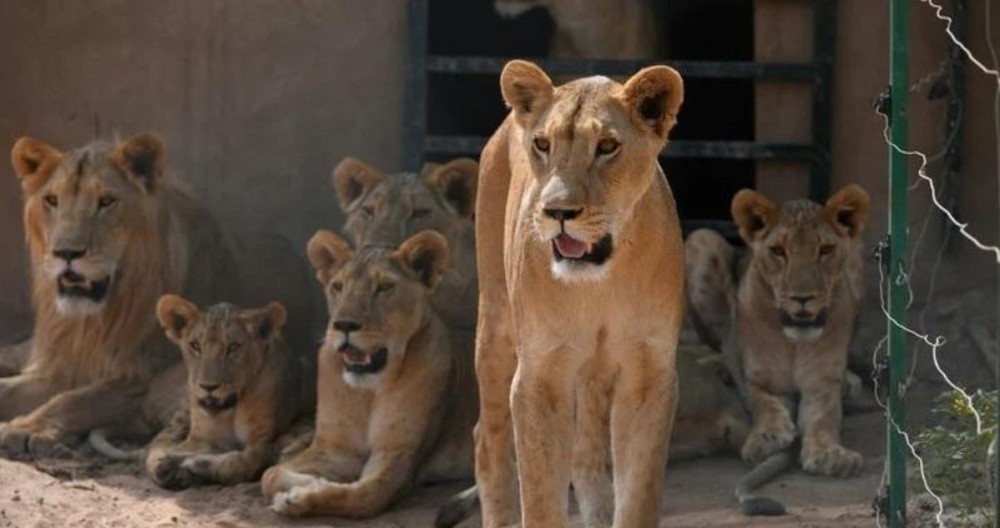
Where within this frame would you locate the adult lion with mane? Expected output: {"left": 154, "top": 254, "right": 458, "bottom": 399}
{"left": 0, "top": 134, "right": 241, "bottom": 456}
{"left": 686, "top": 185, "right": 870, "bottom": 482}
{"left": 474, "top": 60, "right": 685, "bottom": 527}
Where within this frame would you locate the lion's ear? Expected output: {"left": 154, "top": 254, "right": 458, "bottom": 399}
{"left": 11, "top": 137, "right": 62, "bottom": 194}
{"left": 731, "top": 189, "right": 778, "bottom": 244}
{"left": 426, "top": 158, "right": 479, "bottom": 218}
{"left": 395, "top": 230, "right": 450, "bottom": 289}
{"left": 826, "top": 184, "right": 870, "bottom": 238}
{"left": 622, "top": 66, "right": 684, "bottom": 140}
{"left": 500, "top": 60, "right": 554, "bottom": 129}
{"left": 332, "top": 157, "right": 383, "bottom": 210}
{"left": 156, "top": 294, "right": 200, "bottom": 343}
{"left": 112, "top": 133, "right": 167, "bottom": 193}
{"left": 307, "top": 229, "right": 353, "bottom": 285}
{"left": 239, "top": 301, "right": 287, "bottom": 341}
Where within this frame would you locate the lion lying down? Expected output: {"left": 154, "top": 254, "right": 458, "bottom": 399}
{"left": 90, "top": 296, "right": 314, "bottom": 490}
{"left": 262, "top": 229, "right": 476, "bottom": 519}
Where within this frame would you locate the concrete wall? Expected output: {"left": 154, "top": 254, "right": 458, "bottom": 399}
{"left": 0, "top": 0, "right": 408, "bottom": 338}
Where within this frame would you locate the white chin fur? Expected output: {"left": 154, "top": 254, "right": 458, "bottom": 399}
{"left": 342, "top": 371, "right": 383, "bottom": 390}
{"left": 56, "top": 297, "right": 104, "bottom": 316}
{"left": 551, "top": 260, "right": 610, "bottom": 283}
{"left": 782, "top": 326, "right": 824, "bottom": 342}
{"left": 494, "top": 0, "right": 537, "bottom": 18}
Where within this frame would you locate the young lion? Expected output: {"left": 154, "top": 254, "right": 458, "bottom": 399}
{"left": 135, "top": 296, "right": 311, "bottom": 489}
{"left": 262, "top": 230, "right": 475, "bottom": 518}
{"left": 474, "top": 60, "right": 685, "bottom": 527}
{"left": 686, "top": 185, "right": 870, "bottom": 480}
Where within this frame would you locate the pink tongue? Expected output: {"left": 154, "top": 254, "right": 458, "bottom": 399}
{"left": 554, "top": 234, "right": 588, "bottom": 259}
{"left": 341, "top": 347, "right": 370, "bottom": 365}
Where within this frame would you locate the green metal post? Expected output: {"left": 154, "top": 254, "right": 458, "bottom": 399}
{"left": 888, "top": 0, "right": 909, "bottom": 526}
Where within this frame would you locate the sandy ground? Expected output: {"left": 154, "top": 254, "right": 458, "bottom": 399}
{"left": 0, "top": 412, "right": 887, "bottom": 528}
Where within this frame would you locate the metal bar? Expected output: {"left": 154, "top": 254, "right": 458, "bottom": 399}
{"left": 810, "top": 0, "right": 837, "bottom": 201}
{"left": 887, "top": 0, "right": 910, "bottom": 525}
{"left": 425, "top": 135, "right": 821, "bottom": 162}
{"left": 402, "top": 0, "right": 429, "bottom": 172}
{"left": 426, "top": 56, "right": 817, "bottom": 80}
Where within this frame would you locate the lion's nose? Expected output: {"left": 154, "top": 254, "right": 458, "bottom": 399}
{"left": 53, "top": 248, "right": 86, "bottom": 262}
{"left": 543, "top": 207, "right": 582, "bottom": 222}
{"left": 334, "top": 320, "right": 362, "bottom": 334}
{"left": 790, "top": 294, "right": 816, "bottom": 306}
{"left": 199, "top": 383, "right": 220, "bottom": 393}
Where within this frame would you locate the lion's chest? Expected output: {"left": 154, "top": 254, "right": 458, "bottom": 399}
{"left": 192, "top": 408, "right": 245, "bottom": 450}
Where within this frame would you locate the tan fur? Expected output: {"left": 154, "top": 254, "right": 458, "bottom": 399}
{"left": 474, "top": 61, "right": 685, "bottom": 528}
{"left": 141, "top": 296, "right": 310, "bottom": 489}
{"left": 0, "top": 135, "right": 236, "bottom": 457}
{"left": 493, "top": 0, "right": 659, "bottom": 59}
{"left": 332, "top": 156, "right": 478, "bottom": 330}
{"left": 686, "top": 185, "right": 870, "bottom": 478}
{"left": 262, "top": 230, "right": 476, "bottom": 518}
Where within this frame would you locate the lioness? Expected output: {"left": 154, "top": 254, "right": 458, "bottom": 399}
{"left": 116, "top": 296, "right": 311, "bottom": 489}
{"left": 686, "top": 185, "right": 869, "bottom": 479}
{"left": 332, "top": 156, "right": 478, "bottom": 330}
{"left": 473, "top": 60, "right": 685, "bottom": 527}
{"left": 0, "top": 135, "right": 238, "bottom": 456}
{"left": 262, "top": 229, "right": 476, "bottom": 518}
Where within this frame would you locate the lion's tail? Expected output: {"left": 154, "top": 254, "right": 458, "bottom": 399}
{"left": 434, "top": 484, "right": 479, "bottom": 528}
{"left": 735, "top": 452, "right": 792, "bottom": 516}
{"left": 88, "top": 429, "right": 145, "bottom": 461}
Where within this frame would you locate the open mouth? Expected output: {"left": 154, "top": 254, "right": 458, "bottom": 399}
{"left": 57, "top": 271, "right": 111, "bottom": 303}
{"left": 339, "top": 344, "right": 389, "bottom": 374}
{"left": 551, "top": 233, "right": 614, "bottom": 265}
{"left": 197, "top": 394, "right": 237, "bottom": 413}
{"left": 780, "top": 310, "right": 828, "bottom": 330}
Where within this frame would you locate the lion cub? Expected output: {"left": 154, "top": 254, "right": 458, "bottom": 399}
{"left": 143, "top": 296, "right": 311, "bottom": 489}
{"left": 262, "top": 230, "right": 475, "bottom": 518}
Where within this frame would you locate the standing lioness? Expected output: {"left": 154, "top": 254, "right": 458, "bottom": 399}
{"left": 475, "top": 61, "right": 685, "bottom": 527}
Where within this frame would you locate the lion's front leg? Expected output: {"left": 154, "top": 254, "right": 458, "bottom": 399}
{"left": 511, "top": 347, "right": 580, "bottom": 528}
{"left": 741, "top": 383, "right": 797, "bottom": 465}
{"left": 0, "top": 374, "right": 58, "bottom": 422}
{"left": 610, "top": 343, "right": 677, "bottom": 528}
{"left": 261, "top": 446, "right": 364, "bottom": 501}
{"left": 572, "top": 359, "right": 614, "bottom": 528}
{"left": 181, "top": 441, "right": 271, "bottom": 485}
{"left": 0, "top": 378, "right": 142, "bottom": 457}
{"left": 797, "top": 377, "right": 862, "bottom": 477}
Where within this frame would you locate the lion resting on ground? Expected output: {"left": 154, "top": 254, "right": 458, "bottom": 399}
{"left": 262, "top": 229, "right": 475, "bottom": 518}
{"left": 472, "top": 60, "right": 685, "bottom": 528}
{"left": 0, "top": 134, "right": 240, "bottom": 457}
{"left": 686, "top": 185, "right": 870, "bottom": 479}
{"left": 91, "top": 296, "right": 312, "bottom": 489}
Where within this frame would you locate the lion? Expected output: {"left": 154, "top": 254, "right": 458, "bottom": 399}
{"left": 139, "top": 296, "right": 311, "bottom": 489}
{"left": 261, "top": 229, "right": 476, "bottom": 518}
{"left": 493, "top": 0, "right": 659, "bottom": 60}
{"left": 332, "top": 156, "right": 478, "bottom": 330}
{"left": 685, "top": 185, "right": 870, "bottom": 481}
{"left": 0, "top": 134, "right": 240, "bottom": 457}
{"left": 470, "top": 60, "right": 685, "bottom": 527}
{"left": 434, "top": 345, "right": 787, "bottom": 527}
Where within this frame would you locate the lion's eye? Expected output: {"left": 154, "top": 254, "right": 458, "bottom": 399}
{"left": 189, "top": 341, "right": 201, "bottom": 354}
{"left": 769, "top": 246, "right": 786, "bottom": 258}
{"left": 411, "top": 208, "right": 431, "bottom": 219}
{"left": 97, "top": 195, "right": 117, "bottom": 209}
{"left": 43, "top": 195, "right": 58, "bottom": 208}
{"left": 361, "top": 205, "right": 374, "bottom": 217}
{"left": 376, "top": 282, "right": 394, "bottom": 294}
{"left": 596, "top": 138, "right": 620, "bottom": 157}
{"left": 226, "top": 342, "right": 241, "bottom": 354}
{"left": 819, "top": 244, "right": 835, "bottom": 257}
{"left": 533, "top": 137, "right": 550, "bottom": 154}
{"left": 332, "top": 281, "right": 343, "bottom": 293}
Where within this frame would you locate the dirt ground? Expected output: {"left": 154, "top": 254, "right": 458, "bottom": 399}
{"left": 0, "top": 412, "right": 886, "bottom": 528}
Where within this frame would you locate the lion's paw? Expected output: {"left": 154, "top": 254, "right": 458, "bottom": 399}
{"left": 271, "top": 487, "right": 311, "bottom": 517}
{"left": 180, "top": 455, "right": 216, "bottom": 477}
{"left": 152, "top": 455, "right": 198, "bottom": 490}
{"left": 741, "top": 419, "right": 797, "bottom": 464}
{"left": 0, "top": 420, "right": 72, "bottom": 459}
{"left": 801, "top": 443, "right": 863, "bottom": 477}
